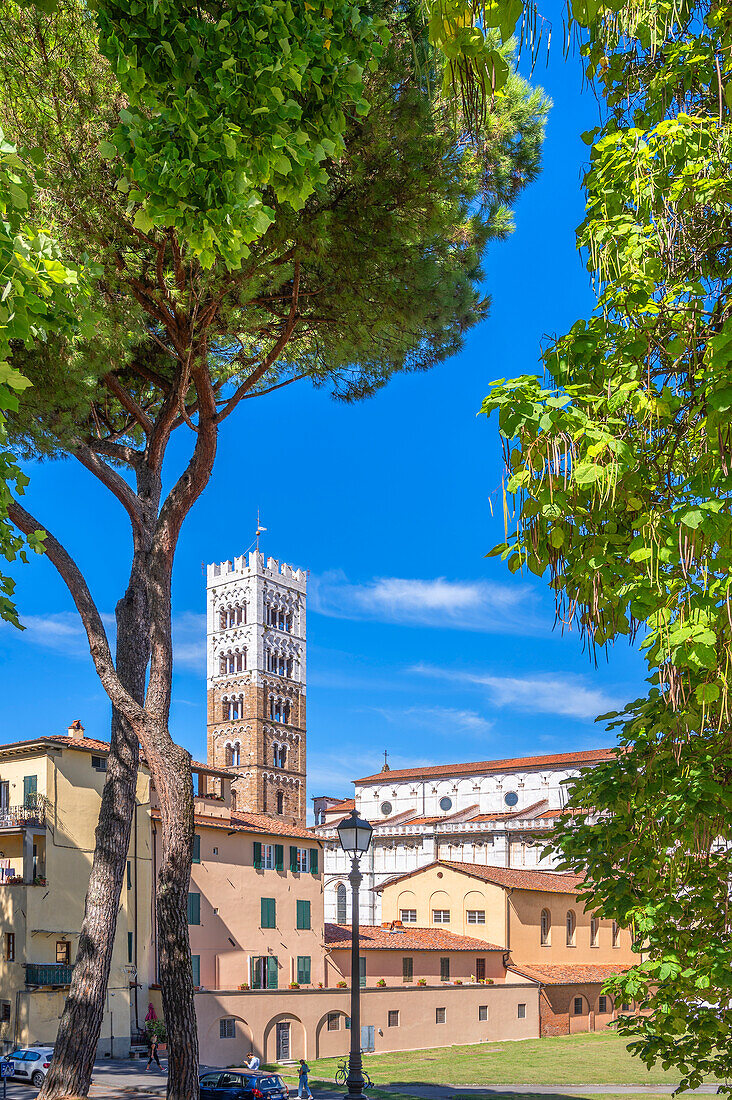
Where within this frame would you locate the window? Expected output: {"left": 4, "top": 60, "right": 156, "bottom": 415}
{"left": 296, "top": 956, "right": 311, "bottom": 985}
{"left": 435, "top": 1008, "right": 446, "bottom": 1024}
{"left": 187, "top": 892, "right": 201, "bottom": 925}
{"left": 91, "top": 755, "right": 106, "bottom": 772}
{"left": 292, "top": 847, "right": 318, "bottom": 874}
{"left": 327, "top": 1013, "right": 340, "bottom": 1031}
{"left": 566, "top": 909, "right": 576, "bottom": 946}
{"left": 359, "top": 956, "right": 366, "bottom": 988}
{"left": 612, "top": 920, "right": 620, "bottom": 948}
{"left": 388, "top": 1010, "right": 399, "bottom": 1028}
{"left": 128, "top": 932, "right": 133, "bottom": 964}
{"left": 504, "top": 791, "right": 519, "bottom": 806}
{"left": 296, "top": 900, "right": 311, "bottom": 930}
{"left": 251, "top": 956, "right": 278, "bottom": 990}
{"left": 0, "top": 1003, "right": 9, "bottom": 1024}
{"left": 337, "top": 884, "right": 347, "bottom": 924}
{"left": 56, "top": 941, "right": 70, "bottom": 965}
{"left": 439, "top": 797, "right": 453, "bottom": 812}
{"left": 262, "top": 844, "right": 275, "bottom": 870}
{"left": 192, "top": 835, "right": 201, "bottom": 864}
{"left": 276, "top": 791, "right": 284, "bottom": 815}
{"left": 220, "top": 1018, "right": 235, "bottom": 1039}
{"left": 598, "top": 995, "right": 609, "bottom": 1014}
{"left": 573, "top": 996, "right": 584, "bottom": 1014}
{"left": 517, "top": 1003, "right": 526, "bottom": 1019}
{"left": 380, "top": 801, "right": 392, "bottom": 817}
{"left": 402, "top": 957, "right": 413, "bottom": 983}
{"left": 621, "top": 1002, "right": 631, "bottom": 1012}
{"left": 127, "top": 861, "right": 132, "bottom": 889}
{"left": 540, "top": 908, "right": 551, "bottom": 946}
{"left": 590, "top": 917, "right": 598, "bottom": 947}
{"left": 401, "top": 909, "right": 417, "bottom": 923}
{"left": 478, "top": 1005, "right": 488, "bottom": 1021}
{"left": 345, "top": 1017, "right": 351, "bottom": 1030}
{"left": 466, "top": 910, "right": 485, "bottom": 924}
{"left": 476, "top": 958, "right": 486, "bottom": 982}
{"left": 440, "top": 957, "right": 450, "bottom": 982}
{"left": 23, "top": 775, "right": 37, "bottom": 806}
{"left": 191, "top": 954, "right": 200, "bottom": 986}
{"left": 433, "top": 910, "right": 450, "bottom": 924}
{"left": 273, "top": 744, "right": 287, "bottom": 768}
{"left": 261, "top": 898, "right": 276, "bottom": 929}
{"left": 5, "top": 933, "right": 14, "bottom": 962}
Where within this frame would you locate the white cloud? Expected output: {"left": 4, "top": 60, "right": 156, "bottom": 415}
{"left": 375, "top": 705, "right": 493, "bottom": 735}
{"left": 410, "top": 664, "right": 621, "bottom": 720}
{"left": 2, "top": 608, "right": 206, "bottom": 674}
{"left": 309, "top": 571, "right": 541, "bottom": 634}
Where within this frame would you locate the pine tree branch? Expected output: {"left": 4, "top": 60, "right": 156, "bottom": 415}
{"left": 7, "top": 501, "right": 145, "bottom": 728}
{"left": 103, "top": 373, "right": 154, "bottom": 436}
{"left": 72, "top": 440, "right": 145, "bottom": 534}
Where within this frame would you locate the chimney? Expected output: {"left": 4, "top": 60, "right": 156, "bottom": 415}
{"left": 67, "top": 719, "right": 85, "bottom": 740}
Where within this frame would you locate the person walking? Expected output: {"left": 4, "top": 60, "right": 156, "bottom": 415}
{"left": 145, "top": 1034, "right": 162, "bottom": 1072}
{"left": 246, "top": 1051, "right": 261, "bottom": 1071}
{"left": 298, "top": 1059, "right": 312, "bottom": 1100}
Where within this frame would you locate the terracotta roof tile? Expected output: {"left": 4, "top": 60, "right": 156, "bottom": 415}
{"left": 152, "top": 808, "right": 319, "bottom": 842}
{"left": 469, "top": 800, "right": 549, "bottom": 823}
{"left": 356, "top": 748, "right": 615, "bottom": 785}
{"left": 441, "top": 862, "right": 584, "bottom": 893}
{"left": 0, "top": 735, "right": 233, "bottom": 778}
{"left": 509, "top": 963, "right": 630, "bottom": 985}
{"left": 324, "top": 923, "right": 504, "bottom": 952}
{"left": 375, "top": 860, "right": 584, "bottom": 894}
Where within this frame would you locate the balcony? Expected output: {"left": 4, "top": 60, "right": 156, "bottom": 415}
{"left": 0, "top": 797, "right": 48, "bottom": 829}
{"left": 25, "top": 963, "right": 73, "bottom": 987}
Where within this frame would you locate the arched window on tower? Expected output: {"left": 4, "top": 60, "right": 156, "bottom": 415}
{"left": 566, "top": 909, "right": 576, "bottom": 946}
{"left": 219, "top": 604, "right": 246, "bottom": 629}
{"left": 540, "top": 908, "right": 551, "bottom": 946}
{"left": 283, "top": 701, "right": 291, "bottom": 724}
{"left": 336, "top": 883, "right": 347, "bottom": 924}
{"left": 276, "top": 790, "right": 284, "bottom": 815}
{"left": 231, "top": 743, "right": 241, "bottom": 766}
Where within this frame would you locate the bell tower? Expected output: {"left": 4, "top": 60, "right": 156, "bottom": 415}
{"left": 206, "top": 551, "right": 307, "bottom": 824}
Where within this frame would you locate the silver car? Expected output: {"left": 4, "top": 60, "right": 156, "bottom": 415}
{"left": 4, "top": 1047, "right": 54, "bottom": 1088}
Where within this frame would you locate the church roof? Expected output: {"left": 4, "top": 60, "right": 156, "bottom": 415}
{"left": 508, "top": 963, "right": 629, "bottom": 985}
{"left": 374, "top": 859, "right": 584, "bottom": 894}
{"left": 355, "top": 748, "right": 615, "bottom": 785}
{"left": 324, "top": 923, "right": 503, "bottom": 952}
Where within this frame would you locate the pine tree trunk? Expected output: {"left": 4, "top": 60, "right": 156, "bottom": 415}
{"left": 154, "top": 742, "right": 199, "bottom": 1100}
{"left": 39, "top": 563, "right": 150, "bottom": 1100}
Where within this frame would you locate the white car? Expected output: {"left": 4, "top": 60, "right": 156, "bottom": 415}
{"left": 4, "top": 1047, "right": 54, "bottom": 1087}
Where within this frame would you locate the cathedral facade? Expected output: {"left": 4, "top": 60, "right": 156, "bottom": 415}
{"left": 206, "top": 551, "right": 307, "bottom": 824}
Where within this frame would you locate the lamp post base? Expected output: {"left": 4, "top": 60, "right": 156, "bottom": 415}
{"left": 345, "top": 1051, "right": 367, "bottom": 1100}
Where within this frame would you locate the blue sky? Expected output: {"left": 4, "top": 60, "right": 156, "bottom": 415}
{"left": 0, "top": 8, "right": 648, "bottom": 803}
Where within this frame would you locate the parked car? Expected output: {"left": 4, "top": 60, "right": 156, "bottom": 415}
{"left": 4, "top": 1047, "right": 54, "bottom": 1087}
{"left": 199, "top": 1069, "right": 289, "bottom": 1100}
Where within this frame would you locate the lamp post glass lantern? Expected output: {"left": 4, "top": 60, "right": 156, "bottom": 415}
{"left": 336, "top": 810, "right": 373, "bottom": 1100}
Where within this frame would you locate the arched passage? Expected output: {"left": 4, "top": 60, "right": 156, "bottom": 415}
{"left": 206, "top": 1014, "right": 253, "bottom": 1065}
{"left": 315, "top": 1009, "right": 350, "bottom": 1058}
{"left": 263, "top": 1011, "right": 306, "bottom": 1062}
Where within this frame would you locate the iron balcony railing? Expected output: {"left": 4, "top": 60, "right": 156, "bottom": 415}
{"left": 25, "top": 963, "right": 73, "bottom": 986}
{"left": 0, "top": 796, "right": 48, "bottom": 829}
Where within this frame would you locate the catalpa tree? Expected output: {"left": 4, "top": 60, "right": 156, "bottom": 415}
{"left": 0, "top": 1, "right": 546, "bottom": 1096}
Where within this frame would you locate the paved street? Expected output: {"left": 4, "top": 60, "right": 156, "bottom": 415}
{"left": 0, "top": 1062, "right": 721, "bottom": 1100}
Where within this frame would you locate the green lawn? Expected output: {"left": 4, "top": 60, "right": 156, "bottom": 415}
{"left": 283, "top": 1033, "right": 720, "bottom": 1087}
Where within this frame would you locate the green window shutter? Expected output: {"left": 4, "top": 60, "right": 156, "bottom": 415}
{"left": 297, "top": 900, "right": 311, "bottom": 930}
{"left": 126, "top": 861, "right": 132, "bottom": 889}
{"left": 187, "top": 892, "right": 201, "bottom": 925}
{"left": 289, "top": 846, "right": 298, "bottom": 872}
{"left": 127, "top": 932, "right": 133, "bottom": 964}
{"left": 261, "top": 897, "right": 276, "bottom": 929}
{"left": 192, "top": 835, "right": 201, "bottom": 864}
{"left": 402, "top": 957, "right": 413, "bottom": 982}
{"left": 359, "top": 956, "right": 366, "bottom": 988}
{"left": 266, "top": 956, "right": 278, "bottom": 989}
{"left": 191, "top": 954, "right": 200, "bottom": 986}
{"left": 274, "top": 844, "right": 284, "bottom": 871}
{"left": 297, "top": 956, "right": 311, "bottom": 985}
{"left": 253, "top": 842, "right": 262, "bottom": 870}
{"left": 310, "top": 848, "right": 319, "bottom": 875}
{"left": 23, "top": 775, "right": 37, "bottom": 804}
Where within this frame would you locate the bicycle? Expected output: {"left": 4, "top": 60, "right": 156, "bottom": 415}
{"left": 334, "top": 1060, "right": 372, "bottom": 1089}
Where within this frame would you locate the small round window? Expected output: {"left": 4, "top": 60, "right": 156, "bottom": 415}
{"left": 380, "top": 801, "right": 392, "bottom": 816}
{"left": 439, "top": 796, "right": 453, "bottom": 812}
{"left": 504, "top": 791, "right": 519, "bottom": 807}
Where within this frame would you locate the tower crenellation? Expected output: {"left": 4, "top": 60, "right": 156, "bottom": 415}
{"left": 206, "top": 550, "right": 307, "bottom": 824}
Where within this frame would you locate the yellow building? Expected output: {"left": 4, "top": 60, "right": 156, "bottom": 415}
{"left": 0, "top": 722, "right": 153, "bottom": 1055}
{"left": 377, "top": 860, "right": 638, "bottom": 1035}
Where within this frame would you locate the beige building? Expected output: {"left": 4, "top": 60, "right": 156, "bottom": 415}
{"left": 0, "top": 723, "right": 153, "bottom": 1056}
{"left": 377, "top": 860, "right": 636, "bottom": 1035}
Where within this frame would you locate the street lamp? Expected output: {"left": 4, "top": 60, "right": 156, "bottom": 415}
{"left": 336, "top": 809, "right": 374, "bottom": 1100}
